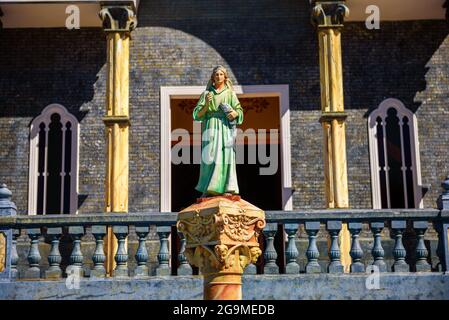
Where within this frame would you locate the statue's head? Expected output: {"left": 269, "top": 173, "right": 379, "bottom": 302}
{"left": 207, "top": 65, "right": 233, "bottom": 91}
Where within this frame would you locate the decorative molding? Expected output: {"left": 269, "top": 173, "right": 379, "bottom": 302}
{"left": 160, "top": 85, "right": 292, "bottom": 212}
{"left": 98, "top": 5, "right": 137, "bottom": 32}
{"left": 319, "top": 111, "right": 348, "bottom": 123}
{"left": 28, "top": 104, "right": 79, "bottom": 215}
{"left": 368, "top": 98, "right": 423, "bottom": 209}
{"left": 174, "top": 98, "right": 270, "bottom": 116}
{"left": 102, "top": 115, "right": 130, "bottom": 125}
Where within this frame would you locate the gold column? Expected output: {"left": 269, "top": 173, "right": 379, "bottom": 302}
{"left": 312, "top": 1, "right": 351, "bottom": 272}
{"left": 99, "top": 5, "right": 137, "bottom": 275}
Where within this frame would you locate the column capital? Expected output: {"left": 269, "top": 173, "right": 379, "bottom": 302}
{"left": 98, "top": 4, "right": 137, "bottom": 32}
{"left": 177, "top": 196, "right": 265, "bottom": 300}
{"left": 311, "top": 1, "right": 349, "bottom": 28}
{"left": 177, "top": 197, "right": 265, "bottom": 275}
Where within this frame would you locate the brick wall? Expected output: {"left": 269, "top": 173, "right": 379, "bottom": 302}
{"left": 0, "top": 0, "right": 448, "bottom": 213}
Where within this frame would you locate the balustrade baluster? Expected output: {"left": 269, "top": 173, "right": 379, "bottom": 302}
{"left": 113, "top": 226, "right": 129, "bottom": 277}
{"left": 177, "top": 232, "right": 192, "bottom": 276}
{"left": 348, "top": 222, "right": 364, "bottom": 273}
{"left": 370, "top": 222, "right": 386, "bottom": 272}
{"left": 263, "top": 223, "right": 278, "bottom": 274}
{"left": 156, "top": 226, "right": 171, "bottom": 276}
{"left": 90, "top": 225, "right": 106, "bottom": 278}
{"left": 45, "top": 227, "right": 62, "bottom": 279}
{"left": 10, "top": 229, "right": 19, "bottom": 279}
{"left": 435, "top": 222, "right": 447, "bottom": 272}
{"left": 135, "top": 226, "right": 149, "bottom": 277}
{"left": 305, "top": 221, "right": 321, "bottom": 273}
{"left": 391, "top": 220, "right": 409, "bottom": 272}
{"left": 413, "top": 221, "right": 431, "bottom": 272}
{"left": 66, "top": 226, "right": 85, "bottom": 278}
{"left": 24, "top": 228, "right": 41, "bottom": 279}
{"left": 284, "top": 224, "right": 300, "bottom": 274}
{"left": 327, "top": 221, "right": 343, "bottom": 273}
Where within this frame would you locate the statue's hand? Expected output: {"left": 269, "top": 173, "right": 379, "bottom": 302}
{"left": 206, "top": 92, "right": 213, "bottom": 104}
{"left": 227, "top": 110, "right": 238, "bottom": 121}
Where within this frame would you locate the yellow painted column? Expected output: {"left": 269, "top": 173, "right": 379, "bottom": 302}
{"left": 312, "top": 1, "right": 351, "bottom": 272}
{"left": 98, "top": 5, "right": 137, "bottom": 276}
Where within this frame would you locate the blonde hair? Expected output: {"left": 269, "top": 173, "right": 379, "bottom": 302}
{"left": 206, "top": 65, "right": 234, "bottom": 91}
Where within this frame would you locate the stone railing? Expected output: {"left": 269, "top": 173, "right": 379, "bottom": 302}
{"left": 0, "top": 178, "right": 448, "bottom": 281}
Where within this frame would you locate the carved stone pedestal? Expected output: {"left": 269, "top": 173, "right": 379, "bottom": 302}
{"left": 177, "top": 195, "right": 265, "bottom": 300}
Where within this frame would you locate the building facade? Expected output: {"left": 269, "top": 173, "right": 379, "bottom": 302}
{"left": 0, "top": 0, "right": 448, "bottom": 300}
{"left": 1, "top": 0, "right": 448, "bottom": 216}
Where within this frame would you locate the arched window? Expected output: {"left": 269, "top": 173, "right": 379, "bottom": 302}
{"left": 368, "top": 98, "right": 423, "bottom": 209}
{"left": 29, "top": 104, "right": 79, "bottom": 215}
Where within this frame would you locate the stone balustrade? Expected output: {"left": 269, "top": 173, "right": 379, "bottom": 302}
{"left": 0, "top": 177, "right": 448, "bottom": 281}
{"left": 0, "top": 208, "right": 447, "bottom": 279}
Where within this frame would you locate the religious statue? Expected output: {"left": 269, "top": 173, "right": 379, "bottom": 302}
{"left": 193, "top": 66, "right": 244, "bottom": 196}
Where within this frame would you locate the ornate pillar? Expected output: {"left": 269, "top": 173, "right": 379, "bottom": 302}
{"left": 177, "top": 196, "right": 265, "bottom": 300}
{"left": 98, "top": 4, "right": 137, "bottom": 275}
{"left": 311, "top": 0, "right": 351, "bottom": 271}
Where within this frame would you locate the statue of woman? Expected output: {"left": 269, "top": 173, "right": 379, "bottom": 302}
{"left": 193, "top": 66, "right": 244, "bottom": 196}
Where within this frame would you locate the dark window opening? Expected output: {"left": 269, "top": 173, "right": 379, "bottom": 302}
{"left": 376, "top": 107, "right": 416, "bottom": 209}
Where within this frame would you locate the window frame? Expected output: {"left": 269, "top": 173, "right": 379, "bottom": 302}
{"left": 160, "top": 85, "right": 293, "bottom": 211}
{"left": 368, "top": 98, "right": 423, "bottom": 209}
{"left": 28, "top": 103, "right": 79, "bottom": 215}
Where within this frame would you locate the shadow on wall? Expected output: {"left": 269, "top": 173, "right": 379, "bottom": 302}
{"left": 0, "top": 28, "right": 106, "bottom": 121}
{"left": 342, "top": 21, "right": 449, "bottom": 115}
{"left": 135, "top": 0, "right": 321, "bottom": 111}
{"left": 0, "top": 2, "right": 448, "bottom": 118}
{"left": 136, "top": 0, "right": 449, "bottom": 114}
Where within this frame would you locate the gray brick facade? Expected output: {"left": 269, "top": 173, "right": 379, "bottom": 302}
{"left": 0, "top": 0, "right": 448, "bottom": 214}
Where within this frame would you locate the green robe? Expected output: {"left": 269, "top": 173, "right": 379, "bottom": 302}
{"left": 193, "top": 85, "right": 244, "bottom": 195}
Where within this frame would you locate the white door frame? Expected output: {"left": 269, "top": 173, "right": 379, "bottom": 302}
{"left": 160, "top": 85, "right": 292, "bottom": 211}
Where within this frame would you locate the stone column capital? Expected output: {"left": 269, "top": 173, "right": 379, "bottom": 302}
{"left": 98, "top": 4, "right": 137, "bottom": 32}
{"left": 183, "top": 244, "right": 262, "bottom": 276}
{"left": 177, "top": 196, "right": 265, "bottom": 299}
{"left": 311, "top": 1, "right": 349, "bottom": 28}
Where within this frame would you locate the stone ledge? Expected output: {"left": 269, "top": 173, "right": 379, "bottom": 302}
{"left": 0, "top": 274, "right": 448, "bottom": 300}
